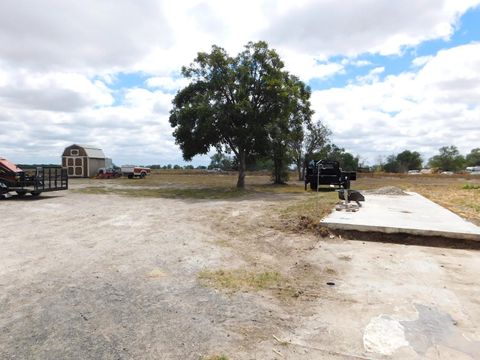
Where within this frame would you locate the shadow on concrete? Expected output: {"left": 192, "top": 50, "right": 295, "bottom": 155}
{"left": 334, "top": 229, "right": 480, "bottom": 251}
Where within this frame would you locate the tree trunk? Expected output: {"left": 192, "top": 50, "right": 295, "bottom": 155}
{"left": 236, "top": 151, "right": 246, "bottom": 188}
{"left": 297, "top": 158, "right": 302, "bottom": 181}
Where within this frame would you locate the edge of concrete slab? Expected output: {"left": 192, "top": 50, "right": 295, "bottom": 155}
{"left": 321, "top": 221, "right": 480, "bottom": 241}
{"left": 321, "top": 192, "right": 480, "bottom": 241}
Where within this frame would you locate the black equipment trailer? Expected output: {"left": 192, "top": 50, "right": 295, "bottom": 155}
{"left": 304, "top": 159, "right": 356, "bottom": 191}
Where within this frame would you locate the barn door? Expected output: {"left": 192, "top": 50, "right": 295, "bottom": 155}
{"left": 74, "top": 157, "right": 83, "bottom": 177}
{"left": 66, "top": 157, "right": 84, "bottom": 177}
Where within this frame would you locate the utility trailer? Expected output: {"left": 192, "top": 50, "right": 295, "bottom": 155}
{"left": 304, "top": 159, "right": 356, "bottom": 191}
{"left": 0, "top": 157, "right": 68, "bottom": 197}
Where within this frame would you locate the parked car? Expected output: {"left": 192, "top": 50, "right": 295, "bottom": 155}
{"left": 96, "top": 167, "right": 121, "bottom": 179}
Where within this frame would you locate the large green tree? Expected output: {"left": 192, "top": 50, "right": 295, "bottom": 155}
{"left": 466, "top": 148, "right": 480, "bottom": 167}
{"left": 428, "top": 146, "right": 465, "bottom": 171}
{"left": 383, "top": 150, "right": 422, "bottom": 172}
{"left": 170, "top": 41, "right": 310, "bottom": 188}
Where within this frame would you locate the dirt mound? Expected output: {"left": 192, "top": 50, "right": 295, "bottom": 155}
{"left": 366, "top": 186, "right": 408, "bottom": 196}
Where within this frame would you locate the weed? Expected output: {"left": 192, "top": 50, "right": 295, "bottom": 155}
{"left": 198, "top": 269, "right": 286, "bottom": 291}
{"left": 463, "top": 183, "right": 480, "bottom": 190}
{"left": 199, "top": 355, "right": 229, "bottom": 360}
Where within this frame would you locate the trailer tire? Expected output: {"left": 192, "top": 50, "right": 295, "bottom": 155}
{"left": 310, "top": 182, "right": 318, "bottom": 191}
{"left": 140, "top": 172, "right": 146, "bottom": 179}
{"left": 30, "top": 191, "right": 41, "bottom": 197}
{"left": 0, "top": 181, "right": 8, "bottom": 195}
{"left": 16, "top": 190, "right": 27, "bottom": 196}
{"left": 128, "top": 174, "right": 133, "bottom": 179}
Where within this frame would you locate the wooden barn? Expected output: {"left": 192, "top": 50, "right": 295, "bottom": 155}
{"left": 62, "top": 144, "right": 111, "bottom": 178}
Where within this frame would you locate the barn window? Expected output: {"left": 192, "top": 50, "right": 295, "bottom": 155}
{"left": 70, "top": 149, "right": 79, "bottom": 156}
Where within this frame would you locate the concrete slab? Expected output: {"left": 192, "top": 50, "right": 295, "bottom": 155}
{"left": 321, "top": 192, "right": 480, "bottom": 240}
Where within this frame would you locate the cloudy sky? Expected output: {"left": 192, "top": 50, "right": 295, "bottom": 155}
{"left": 1, "top": 0, "right": 479, "bottom": 166}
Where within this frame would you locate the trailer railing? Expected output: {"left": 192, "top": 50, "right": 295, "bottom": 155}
{"left": 34, "top": 166, "right": 68, "bottom": 192}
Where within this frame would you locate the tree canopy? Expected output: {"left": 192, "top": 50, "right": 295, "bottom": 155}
{"left": 428, "top": 146, "right": 465, "bottom": 171}
{"left": 383, "top": 150, "right": 423, "bottom": 172}
{"left": 466, "top": 148, "right": 480, "bottom": 167}
{"left": 169, "top": 41, "right": 312, "bottom": 188}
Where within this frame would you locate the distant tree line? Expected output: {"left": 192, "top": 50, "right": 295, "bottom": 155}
{"left": 373, "top": 146, "right": 479, "bottom": 173}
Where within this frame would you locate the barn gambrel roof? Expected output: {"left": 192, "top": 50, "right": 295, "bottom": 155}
{"left": 73, "top": 144, "right": 106, "bottom": 159}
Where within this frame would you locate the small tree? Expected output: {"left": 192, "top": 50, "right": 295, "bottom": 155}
{"left": 428, "top": 146, "right": 465, "bottom": 171}
{"left": 269, "top": 74, "right": 313, "bottom": 184}
{"left": 209, "top": 152, "right": 234, "bottom": 170}
{"left": 299, "top": 120, "right": 331, "bottom": 180}
{"left": 383, "top": 154, "right": 399, "bottom": 173}
{"left": 396, "top": 150, "right": 422, "bottom": 172}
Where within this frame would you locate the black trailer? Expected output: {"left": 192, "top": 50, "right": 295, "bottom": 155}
{"left": 304, "top": 159, "right": 356, "bottom": 191}
{"left": 0, "top": 158, "right": 68, "bottom": 197}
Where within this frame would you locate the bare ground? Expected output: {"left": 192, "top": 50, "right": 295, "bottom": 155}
{"left": 1, "top": 181, "right": 480, "bottom": 359}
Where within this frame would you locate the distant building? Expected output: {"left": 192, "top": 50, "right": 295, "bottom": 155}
{"left": 62, "top": 144, "right": 111, "bottom": 178}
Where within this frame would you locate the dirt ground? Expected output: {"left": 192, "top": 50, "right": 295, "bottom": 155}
{"left": 1, "top": 175, "right": 480, "bottom": 359}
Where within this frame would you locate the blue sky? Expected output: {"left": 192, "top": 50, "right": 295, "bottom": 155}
{"left": 0, "top": 0, "right": 479, "bottom": 166}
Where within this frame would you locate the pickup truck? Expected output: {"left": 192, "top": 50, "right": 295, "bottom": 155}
{"left": 304, "top": 159, "right": 356, "bottom": 191}
{"left": 121, "top": 165, "right": 151, "bottom": 179}
{"left": 0, "top": 157, "right": 68, "bottom": 197}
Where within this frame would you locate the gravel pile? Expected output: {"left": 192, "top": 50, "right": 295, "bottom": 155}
{"left": 365, "top": 186, "right": 408, "bottom": 195}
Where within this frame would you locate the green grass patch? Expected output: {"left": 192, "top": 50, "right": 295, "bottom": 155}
{"left": 199, "top": 356, "right": 229, "bottom": 360}
{"left": 463, "top": 183, "right": 480, "bottom": 190}
{"left": 198, "top": 269, "right": 286, "bottom": 291}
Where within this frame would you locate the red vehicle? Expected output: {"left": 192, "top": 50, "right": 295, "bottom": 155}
{"left": 96, "top": 167, "right": 121, "bottom": 179}
{"left": 0, "top": 157, "right": 68, "bottom": 197}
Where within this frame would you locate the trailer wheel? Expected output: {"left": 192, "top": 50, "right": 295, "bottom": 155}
{"left": 0, "top": 181, "right": 8, "bottom": 195}
{"left": 128, "top": 174, "right": 134, "bottom": 179}
{"left": 16, "top": 190, "right": 27, "bottom": 196}
{"left": 140, "top": 172, "right": 146, "bottom": 179}
{"left": 30, "top": 191, "right": 41, "bottom": 197}
{"left": 310, "top": 182, "right": 318, "bottom": 191}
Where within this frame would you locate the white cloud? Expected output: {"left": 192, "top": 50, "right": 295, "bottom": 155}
{"left": 145, "top": 76, "right": 191, "bottom": 92}
{"left": 0, "top": 69, "right": 113, "bottom": 112}
{"left": 0, "top": 0, "right": 479, "bottom": 165}
{"left": 262, "top": 0, "right": 480, "bottom": 57}
{"left": 0, "top": 0, "right": 171, "bottom": 73}
{"left": 411, "top": 56, "right": 434, "bottom": 68}
{"left": 311, "top": 43, "right": 480, "bottom": 163}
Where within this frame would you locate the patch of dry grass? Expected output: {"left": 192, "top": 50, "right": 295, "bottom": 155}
{"left": 74, "top": 186, "right": 250, "bottom": 199}
{"left": 73, "top": 172, "right": 480, "bottom": 224}
{"left": 277, "top": 191, "right": 338, "bottom": 235}
{"left": 198, "top": 269, "right": 287, "bottom": 292}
